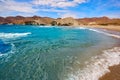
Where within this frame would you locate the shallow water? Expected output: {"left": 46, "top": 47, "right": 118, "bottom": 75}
{"left": 0, "top": 25, "right": 119, "bottom": 80}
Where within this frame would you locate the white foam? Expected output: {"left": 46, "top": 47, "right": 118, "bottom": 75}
{"left": 77, "top": 27, "right": 87, "bottom": 30}
{"left": 0, "top": 53, "right": 5, "bottom": 56}
{"left": 66, "top": 47, "right": 120, "bottom": 80}
{"left": 88, "top": 29, "right": 120, "bottom": 39}
{"left": 0, "top": 32, "right": 31, "bottom": 39}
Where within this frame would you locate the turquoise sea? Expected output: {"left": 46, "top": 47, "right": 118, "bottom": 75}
{"left": 0, "top": 25, "right": 120, "bottom": 80}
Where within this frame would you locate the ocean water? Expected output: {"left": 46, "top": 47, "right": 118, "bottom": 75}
{"left": 0, "top": 25, "right": 120, "bottom": 80}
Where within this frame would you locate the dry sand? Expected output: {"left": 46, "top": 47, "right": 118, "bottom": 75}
{"left": 83, "top": 25, "right": 120, "bottom": 32}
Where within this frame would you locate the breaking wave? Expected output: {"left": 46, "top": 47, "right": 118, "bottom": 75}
{"left": 0, "top": 32, "right": 30, "bottom": 56}
{"left": 76, "top": 27, "right": 120, "bottom": 38}
{"left": 88, "top": 29, "right": 120, "bottom": 39}
{"left": 66, "top": 47, "right": 120, "bottom": 80}
{"left": 0, "top": 32, "right": 31, "bottom": 39}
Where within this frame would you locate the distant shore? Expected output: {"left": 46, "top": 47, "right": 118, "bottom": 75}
{"left": 1, "top": 24, "right": 120, "bottom": 32}
{"left": 0, "top": 16, "right": 120, "bottom": 27}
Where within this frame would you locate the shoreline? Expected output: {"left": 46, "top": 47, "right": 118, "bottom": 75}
{"left": 98, "top": 46, "right": 120, "bottom": 80}
{"left": 1, "top": 24, "right": 120, "bottom": 31}
{"left": 90, "top": 25, "right": 120, "bottom": 80}
{"left": 81, "top": 25, "right": 120, "bottom": 32}
{"left": 81, "top": 25, "right": 120, "bottom": 80}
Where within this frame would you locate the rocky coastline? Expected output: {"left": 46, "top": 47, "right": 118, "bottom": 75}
{"left": 0, "top": 16, "right": 120, "bottom": 27}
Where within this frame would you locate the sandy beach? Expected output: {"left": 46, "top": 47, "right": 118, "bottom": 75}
{"left": 73, "top": 25, "right": 120, "bottom": 80}
{"left": 83, "top": 25, "right": 120, "bottom": 32}
{"left": 99, "top": 64, "right": 120, "bottom": 80}
{"left": 78, "top": 25, "right": 120, "bottom": 80}
{"left": 87, "top": 25, "right": 120, "bottom": 80}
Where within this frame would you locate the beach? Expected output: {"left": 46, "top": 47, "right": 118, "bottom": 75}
{"left": 77, "top": 25, "right": 120, "bottom": 80}
{"left": 99, "top": 64, "right": 120, "bottom": 80}
{"left": 84, "top": 25, "right": 120, "bottom": 32}
{"left": 86, "top": 25, "right": 120, "bottom": 80}
{"left": 92, "top": 25, "right": 120, "bottom": 80}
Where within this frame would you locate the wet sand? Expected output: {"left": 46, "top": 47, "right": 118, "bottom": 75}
{"left": 99, "top": 64, "right": 120, "bottom": 80}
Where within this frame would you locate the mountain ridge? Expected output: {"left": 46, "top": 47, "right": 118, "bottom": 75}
{"left": 0, "top": 16, "right": 120, "bottom": 26}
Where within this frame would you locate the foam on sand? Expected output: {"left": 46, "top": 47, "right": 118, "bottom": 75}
{"left": 0, "top": 32, "right": 31, "bottom": 39}
{"left": 66, "top": 47, "right": 120, "bottom": 80}
{"left": 77, "top": 27, "right": 120, "bottom": 38}
{"left": 88, "top": 29, "right": 120, "bottom": 38}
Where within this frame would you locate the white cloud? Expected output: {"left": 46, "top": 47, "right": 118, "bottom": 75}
{"left": 0, "top": 0, "right": 38, "bottom": 13}
{"left": 38, "top": 8, "right": 68, "bottom": 12}
{"left": 0, "top": 0, "right": 87, "bottom": 17}
{"left": 33, "top": 0, "right": 87, "bottom": 8}
{"left": 0, "top": 0, "right": 72, "bottom": 14}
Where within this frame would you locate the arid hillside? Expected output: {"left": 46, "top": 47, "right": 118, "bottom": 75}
{"left": 0, "top": 16, "right": 120, "bottom": 26}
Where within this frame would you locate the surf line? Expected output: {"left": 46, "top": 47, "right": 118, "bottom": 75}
{"left": 88, "top": 28, "right": 120, "bottom": 39}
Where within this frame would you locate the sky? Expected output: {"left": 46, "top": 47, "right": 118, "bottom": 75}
{"left": 0, "top": 0, "right": 120, "bottom": 18}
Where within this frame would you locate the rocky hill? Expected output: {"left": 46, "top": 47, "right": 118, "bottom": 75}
{"left": 0, "top": 16, "right": 120, "bottom": 26}
{"left": 76, "top": 17, "right": 120, "bottom": 26}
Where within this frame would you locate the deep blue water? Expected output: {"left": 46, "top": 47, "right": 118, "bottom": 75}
{"left": 0, "top": 40, "right": 11, "bottom": 53}
{"left": 0, "top": 25, "right": 119, "bottom": 80}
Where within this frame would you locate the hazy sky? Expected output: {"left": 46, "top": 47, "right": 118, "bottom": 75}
{"left": 0, "top": 0, "right": 120, "bottom": 18}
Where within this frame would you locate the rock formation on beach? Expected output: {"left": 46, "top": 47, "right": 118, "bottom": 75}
{"left": 55, "top": 17, "right": 79, "bottom": 26}
{"left": 0, "top": 16, "right": 120, "bottom": 26}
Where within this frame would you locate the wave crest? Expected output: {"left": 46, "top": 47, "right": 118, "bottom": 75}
{"left": 0, "top": 32, "right": 31, "bottom": 39}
